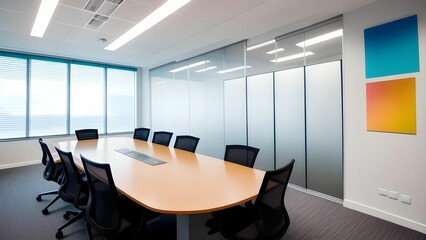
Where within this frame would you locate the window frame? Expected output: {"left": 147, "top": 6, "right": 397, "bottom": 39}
{"left": 0, "top": 51, "right": 137, "bottom": 141}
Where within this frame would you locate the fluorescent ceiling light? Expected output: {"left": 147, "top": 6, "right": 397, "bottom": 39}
{"left": 217, "top": 66, "right": 252, "bottom": 74}
{"left": 30, "top": 0, "right": 59, "bottom": 38}
{"left": 169, "top": 60, "right": 210, "bottom": 73}
{"left": 266, "top": 48, "right": 285, "bottom": 55}
{"left": 296, "top": 29, "right": 343, "bottom": 47}
{"left": 247, "top": 40, "right": 275, "bottom": 51}
{"left": 106, "top": 0, "right": 191, "bottom": 51}
{"left": 271, "top": 51, "right": 314, "bottom": 63}
{"left": 195, "top": 66, "right": 217, "bottom": 73}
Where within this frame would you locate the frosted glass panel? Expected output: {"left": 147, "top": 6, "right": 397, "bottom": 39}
{"left": 173, "top": 60, "right": 190, "bottom": 138}
{"left": 189, "top": 56, "right": 207, "bottom": 154}
{"left": 275, "top": 67, "right": 306, "bottom": 186}
{"left": 161, "top": 65, "right": 176, "bottom": 133}
{"left": 205, "top": 50, "right": 225, "bottom": 158}
{"left": 247, "top": 73, "right": 274, "bottom": 171}
{"left": 306, "top": 60, "right": 342, "bottom": 198}
{"left": 224, "top": 78, "right": 246, "bottom": 145}
{"left": 150, "top": 67, "right": 163, "bottom": 135}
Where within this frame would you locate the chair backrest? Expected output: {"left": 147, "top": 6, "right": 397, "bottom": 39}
{"left": 133, "top": 128, "right": 150, "bottom": 141}
{"left": 224, "top": 145, "right": 260, "bottom": 168}
{"left": 152, "top": 131, "right": 173, "bottom": 147}
{"left": 81, "top": 154, "right": 121, "bottom": 237}
{"left": 253, "top": 159, "right": 295, "bottom": 239}
{"left": 55, "top": 147, "right": 86, "bottom": 206}
{"left": 75, "top": 129, "right": 99, "bottom": 141}
{"left": 174, "top": 135, "right": 200, "bottom": 153}
{"left": 38, "top": 138, "right": 61, "bottom": 181}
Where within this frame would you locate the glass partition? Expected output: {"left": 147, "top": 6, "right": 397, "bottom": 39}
{"left": 247, "top": 73, "right": 274, "bottom": 170}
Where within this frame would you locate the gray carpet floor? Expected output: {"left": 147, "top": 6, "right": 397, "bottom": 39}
{"left": 0, "top": 164, "right": 425, "bottom": 240}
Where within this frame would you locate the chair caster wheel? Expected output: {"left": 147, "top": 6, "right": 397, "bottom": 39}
{"left": 63, "top": 212, "right": 70, "bottom": 220}
{"left": 36, "top": 196, "right": 41, "bottom": 201}
{"left": 56, "top": 231, "right": 63, "bottom": 239}
{"left": 42, "top": 209, "right": 49, "bottom": 215}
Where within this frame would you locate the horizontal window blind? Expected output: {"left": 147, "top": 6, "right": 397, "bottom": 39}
{"left": 29, "top": 59, "right": 67, "bottom": 137}
{"left": 70, "top": 64, "right": 105, "bottom": 133}
{"left": 0, "top": 56, "right": 27, "bottom": 139}
{"left": 0, "top": 52, "right": 136, "bottom": 140}
{"left": 107, "top": 68, "right": 135, "bottom": 133}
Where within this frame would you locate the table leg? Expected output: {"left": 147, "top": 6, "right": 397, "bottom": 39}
{"left": 177, "top": 214, "right": 189, "bottom": 240}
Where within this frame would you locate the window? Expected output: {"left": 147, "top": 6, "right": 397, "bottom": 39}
{"left": 0, "top": 56, "right": 27, "bottom": 139}
{"left": 29, "top": 59, "right": 67, "bottom": 136}
{"left": 70, "top": 64, "right": 105, "bottom": 133}
{"left": 0, "top": 52, "right": 136, "bottom": 140}
{"left": 107, "top": 68, "right": 135, "bottom": 133}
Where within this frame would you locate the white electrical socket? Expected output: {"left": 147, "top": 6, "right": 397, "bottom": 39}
{"left": 401, "top": 194, "right": 411, "bottom": 204}
{"left": 388, "top": 191, "right": 398, "bottom": 200}
{"left": 378, "top": 188, "right": 388, "bottom": 196}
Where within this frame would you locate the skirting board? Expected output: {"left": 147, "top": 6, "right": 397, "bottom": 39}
{"left": 344, "top": 199, "right": 426, "bottom": 234}
{"left": 0, "top": 152, "right": 59, "bottom": 170}
{"left": 0, "top": 160, "right": 39, "bottom": 170}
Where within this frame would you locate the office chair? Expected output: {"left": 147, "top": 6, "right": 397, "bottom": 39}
{"left": 206, "top": 144, "right": 260, "bottom": 234}
{"left": 152, "top": 131, "right": 173, "bottom": 147}
{"left": 75, "top": 129, "right": 99, "bottom": 141}
{"left": 212, "top": 159, "right": 295, "bottom": 240}
{"left": 36, "top": 138, "right": 64, "bottom": 215}
{"left": 133, "top": 128, "right": 150, "bottom": 141}
{"left": 174, "top": 135, "right": 200, "bottom": 153}
{"left": 224, "top": 145, "right": 260, "bottom": 168}
{"left": 55, "top": 147, "right": 88, "bottom": 239}
{"left": 81, "top": 155, "right": 159, "bottom": 239}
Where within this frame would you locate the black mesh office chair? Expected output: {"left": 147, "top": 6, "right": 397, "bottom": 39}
{"left": 36, "top": 138, "right": 64, "bottom": 215}
{"left": 207, "top": 144, "right": 261, "bottom": 234}
{"left": 133, "top": 128, "right": 150, "bottom": 141}
{"left": 81, "top": 155, "right": 159, "bottom": 239}
{"left": 174, "top": 135, "right": 200, "bottom": 153}
{"left": 212, "top": 159, "right": 295, "bottom": 240}
{"left": 55, "top": 147, "right": 88, "bottom": 239}
{"left": 152, "top": 131, "right": 173, "bottom": 147}
{"left": 75, "top": 129, "right": 99, "bottom": 141}
{"left": 224, "top": 145, "right": 260, "bottom": 168}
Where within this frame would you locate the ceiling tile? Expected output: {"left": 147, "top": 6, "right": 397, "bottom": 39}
{"left": 129, "top": 0, "right": 167, "bottom": 9}
{"left": 131, "top": 14, "right": 214, "bottom": 48}
{"left": 0, "top": 9, "right": 32, "bottom": 33}
{"left": 111, "top": 0, "right": 154, "bottom": 23}
{"left": 0, "top": 0, "right": 40, "bottom": 14}
{"left": 177, "top": 0, "right": 267, "bottom": 25}
{"left": 62, "top": 27, "right": 116, "bottom": 48}
{"left": 52, "top": 4, "right": 95, "bottom": 28}
{"left": 97, "top": 18, "right": 133, "bottom": 36}
{"left": 59, "top": 0, "right": 88, "bottom": 9}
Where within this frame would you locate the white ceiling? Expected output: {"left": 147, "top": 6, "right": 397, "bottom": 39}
{"left": 0, "top": 0, "right": 379, "bottom": 68}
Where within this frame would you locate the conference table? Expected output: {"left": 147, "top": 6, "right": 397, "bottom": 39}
{"left": 56, "top": 137, "right": 265, "bottom": 240}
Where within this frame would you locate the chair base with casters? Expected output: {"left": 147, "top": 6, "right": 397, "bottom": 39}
{"left": 36, "top": 190, "right": 60, "bottom": 215}
{"left": 56, "top": 208, "right": 85, "bottom": 239}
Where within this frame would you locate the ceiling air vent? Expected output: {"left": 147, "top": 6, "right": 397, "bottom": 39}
{"left": 83, "top": 0, "right": 124, "bottom": 31}
{"left": 85, "top": 14, "right": 109, "bottom": 30}
{"left": 84, "top": 0, "right": 104, "bottom": 13}
{"left": 84, "top": 0, "right": 124, "bottom": 15}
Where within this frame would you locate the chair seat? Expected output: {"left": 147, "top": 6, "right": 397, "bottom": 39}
{"left": 214, "top": 206, "right": 255, "bottom": 239}
{"left": 119, "top": 195, "right": 160, "bottom": 228}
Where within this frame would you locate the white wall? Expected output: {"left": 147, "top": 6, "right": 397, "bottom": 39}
{"left": 343, "top": 0, "right": 426, "bottom": 233}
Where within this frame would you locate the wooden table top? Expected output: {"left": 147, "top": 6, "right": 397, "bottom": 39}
{"left": 56, "top": 137, "right": 265, "bottom": 214}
